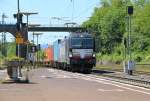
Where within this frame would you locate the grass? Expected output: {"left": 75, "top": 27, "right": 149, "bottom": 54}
{"left": 136, "top": 65, "right": 150, "bottom": 73}
{"left": 95, "top": 64, "right": 123, "bottom": 72}
{"left": 0, "top": 80, "right": 2, "bottom": 84}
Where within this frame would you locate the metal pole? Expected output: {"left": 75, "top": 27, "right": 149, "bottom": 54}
{"left": 4, "top": 32, "right": 6, "bottom": 57}
{"left": 17, "top": 44, "right": 20, "bottom": 58}
{"left": 32, "top": 33, "right": 42, "bottom": 64}
{"left": 1, "top": 15, "right": 3, "bottom": 68}
{"left": 37, "top": 34, "right": 38, "bottom": 62}
{"left": 2, "top": 14, "right": 4, "bottom": 58}
{"left": 33, "top": 32, "right": 34, "bottom": 44}
{"left": 1, "top": 13, "right": 7, "bottom": 59}
{"left": 71, "top": 0, "right": 74, "bottom": 22}
{"left": 26, "top": 43, "right": 29, "bottom": 61}
{"left": 129, "top": 15, "right": 131, "bottom": 61}
{"left": 17, "top": 0, "right": 20, "bottom": 58}
{"left": 3, "top": 14, "right": 6, "bottom": 57}
{"left": 127, "top": 15, "right": 133, "bottom": 75}
{"left": 26, "top": 15, "right": 29, "bottom": 60}
{"left": 32, "top": 32, "right": 35, "bottom": 68}
{"left": 1, "top": 14, "right": 4, "bottom": 59}
{"left": 127, "top": 15, "right": 131, "bottom": 60}
{"left": 18, "top": 0, "right": 20, "bottom": 13}
{"left": 27, "top": 15, "right": 29, "bottom": 31}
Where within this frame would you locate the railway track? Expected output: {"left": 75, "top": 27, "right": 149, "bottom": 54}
{"left": 92, "top": 69, "right": 150, "bottom": 89}
{"left": 93, "top": 68, "right": 150, "bottom": 75}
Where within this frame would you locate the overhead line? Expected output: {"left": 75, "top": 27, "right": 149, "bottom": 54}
{"left": 73, "top": 1, "right": 100, "bottom": 20}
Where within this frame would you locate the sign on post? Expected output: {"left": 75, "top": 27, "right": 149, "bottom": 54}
{"left": 16, "top": 32, "right": 24, "bottom": 44}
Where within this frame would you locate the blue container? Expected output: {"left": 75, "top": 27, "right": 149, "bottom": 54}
{"left": 53, "top": 40, "right": 60, "bottom": 62}
{"left": 59, "top": 38, "right": 68, "bottom": 63}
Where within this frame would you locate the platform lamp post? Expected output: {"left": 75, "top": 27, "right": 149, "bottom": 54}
{"left": 21, "top": 12, "right": 38, "bottom": 61}
{"left": 33, "top": 33, "right": 43, "bottom": 63}
{"left": 1, "top": 13, "right": 8, "bottom": 57}
{"left": 17, "top": 0, "right": 20, "bottom": 13}
{"left": 28, "top": 24, "right": 41, "bottom": 69}
{"left": 21, "top": 12, "right": 38, "bottom": 32}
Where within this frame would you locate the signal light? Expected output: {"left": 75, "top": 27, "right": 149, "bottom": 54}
{"left": 127, "top": 6, "right": 133, "bottom": 15}
{"left": 93, "top": 54, "right": 96, "bottom": 57}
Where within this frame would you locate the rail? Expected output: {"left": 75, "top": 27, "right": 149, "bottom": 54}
{"left": 92, "top": 70, "right": 150, "bottom": 88}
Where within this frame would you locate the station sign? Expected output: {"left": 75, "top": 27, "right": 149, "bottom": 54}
{"left": 16, "top": 37, "right": 24, "bottom": 44}
{"left": 15, "top": 32, "right": 24, "bottom": 44}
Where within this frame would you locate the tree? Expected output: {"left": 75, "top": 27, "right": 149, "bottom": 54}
{"left": 83, "top": 0, "right": 150, "bottom": 62}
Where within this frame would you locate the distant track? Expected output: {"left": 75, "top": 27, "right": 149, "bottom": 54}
{"left": 93, "top": 68, "right": 150, "bottom": 75}
{"left": 92, "top": 69, "right": 150, "bottom": 89}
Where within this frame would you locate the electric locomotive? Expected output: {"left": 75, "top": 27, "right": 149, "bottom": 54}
{"left": 67, "top": 32, "right": 96, "bottom": 73}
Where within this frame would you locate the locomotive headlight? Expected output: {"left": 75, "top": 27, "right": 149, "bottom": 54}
{"left": 93, "top": 54, "right": 96, "bottom": 57}
{"left": 69, "top": 53, "right": 73, "bottom": 58}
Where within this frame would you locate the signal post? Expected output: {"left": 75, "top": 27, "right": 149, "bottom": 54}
{"left": 123, "top": 6, "right": 135, "bottom": 75}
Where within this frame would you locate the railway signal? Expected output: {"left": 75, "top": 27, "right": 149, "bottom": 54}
{"left": 124, "top": 6, "right": 135, "bottom": 75}
{"left": 127, "top": 6, "right": 133, "bottom": 15}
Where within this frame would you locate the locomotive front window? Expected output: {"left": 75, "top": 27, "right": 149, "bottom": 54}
{"left": 83, "top": 38, "right": 94, "bottom": 48}
{"left": 71, "top": 38, "right": 82, "bottom": 48}
{"left": 71, "top": 38, "right": 94, "bottom": 49}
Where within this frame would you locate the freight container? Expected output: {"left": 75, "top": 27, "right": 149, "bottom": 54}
{"left": 53, "top": 39, "right": 61, "bottom": 67}
{"left": 59, "top": 39, "right": 66, "bottom": 63}
{"left": 44, "top": 45, "right": 54, "bottom": 66}
{"left": 58, "top": 37, "right": 68, "bottom": 69}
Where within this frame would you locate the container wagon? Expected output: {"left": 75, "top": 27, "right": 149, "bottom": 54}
{"left": 58, "top": 37, "right": 68, "bottom": 70}
{"left": 44, "top": 45, "right": 54, "bottom": 67}
{"left": 53, "top": 39, "right": 61, "bottom": 68}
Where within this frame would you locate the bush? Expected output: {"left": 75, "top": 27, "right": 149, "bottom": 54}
{"left": 133, "top": 53, "right": 143, "bottom": 62}
{"left": 6, "top": 56, "right": 24, "bottom": 61}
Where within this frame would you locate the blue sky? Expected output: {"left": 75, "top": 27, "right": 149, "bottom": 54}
{"left": 0, "top": 0, "right": 100, "bottom": 44}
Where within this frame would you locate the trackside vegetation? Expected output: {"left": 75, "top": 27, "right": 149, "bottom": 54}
{"left": 83, "top": 0, "right": 150, "bottom": 64}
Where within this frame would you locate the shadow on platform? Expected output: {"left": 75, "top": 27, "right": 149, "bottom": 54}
{"left": 1, "top": 80, "right": 37, "bottom": 84}
{"left": 92, "top": 69, "right": 114, "bottom": 74}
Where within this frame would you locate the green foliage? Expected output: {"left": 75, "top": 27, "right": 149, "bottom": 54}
{"left": 6, "top": 42, "right": 16, "bottom": 58}
{"left": 38, "top": 50, "right": 45, "bottom": 61}
{"left": 0, "top": 42, "right": 16, "bottom": 60}
{"left": 83, "top": 0, "right": 127, "bottom": 54}
{"left": 6, "top": 56, "right": 24, "bottom": 61}
{"left": 145, "top": 55, "right": 150, "bottom": 62}
{"left": 83, "top": 0, "right": 150, "bottom": 63}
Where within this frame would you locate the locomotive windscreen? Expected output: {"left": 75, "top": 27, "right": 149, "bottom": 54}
{"left": 71, "top": 38, "right": 94, "bottom": 49}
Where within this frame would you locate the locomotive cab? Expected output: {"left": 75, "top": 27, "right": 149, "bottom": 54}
{"left": 68, "top": 33, "right": 96, "bottom": 73}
